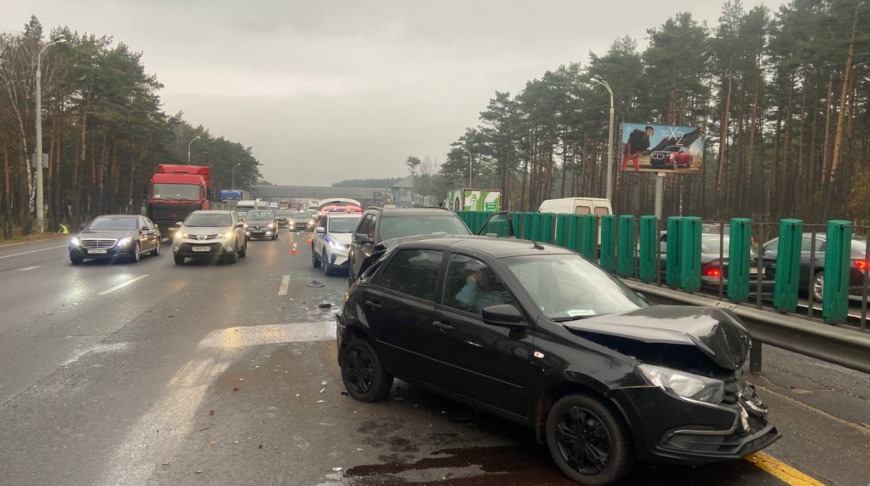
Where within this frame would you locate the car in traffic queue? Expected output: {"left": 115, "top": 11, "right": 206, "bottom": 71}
{"left": 244, "top": 209, "right": 279, "bottom": 240}
{"left": 172, "top": 210, "right": 247, "bottom": 264}
{"left": 337, "top": 236, "right": 779, "bottom": 486}
{"left": 312, "top": 212, "right": 362, "bottom": 276}
{"left": 274, "top": 210, "right": 292, "bottom": 227}
{"left": 288, "top": 211, "right": 316, "bottom": 232}
{"left": 69, "top": 214, "right": 161, "bottom": 265}
{"left": 346, "top": 206, "right": 473, "bottom": 284}
{"left": 649, "top": 145, "right": 693, "bottom": 170}
{"left": 762, "top": 233, "right": 869, "bottom": 303}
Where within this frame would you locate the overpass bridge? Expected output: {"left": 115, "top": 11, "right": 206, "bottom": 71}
{"left": 250, "top": 185, "right": 391, "bottom": 207}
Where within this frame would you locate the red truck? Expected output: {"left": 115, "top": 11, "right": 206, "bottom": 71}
{"left": 147, "top": 164, "right": 212, "bottom": 238}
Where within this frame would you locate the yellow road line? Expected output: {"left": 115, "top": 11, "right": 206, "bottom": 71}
{"left": 746, "top": 452, "right": 826, "bottom": 486}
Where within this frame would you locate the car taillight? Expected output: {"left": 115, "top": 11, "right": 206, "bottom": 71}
{"left": 854, "top": 260, "right": 869, "bottom": 271}
{"left": 702, "top": 262, "right": 722, "bottom": 277}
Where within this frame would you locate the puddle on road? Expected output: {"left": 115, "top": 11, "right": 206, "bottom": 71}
{"left": 198, "top": 322, "right": 336, "bottom": 350}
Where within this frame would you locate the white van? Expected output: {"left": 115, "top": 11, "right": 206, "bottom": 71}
{"left": 538, "top": 197, "right": 612, "bottom": 216}
{"left": 235, "top": 200, "right": 269, "bottom": 219}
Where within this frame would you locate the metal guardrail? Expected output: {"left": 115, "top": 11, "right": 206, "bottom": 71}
{"left": 625, "top": 279, "right": 870, "bottom": 375}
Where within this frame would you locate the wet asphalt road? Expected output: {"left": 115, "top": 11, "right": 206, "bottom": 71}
{"left": 0, "top": 232, "right": 868, "bottom": 485}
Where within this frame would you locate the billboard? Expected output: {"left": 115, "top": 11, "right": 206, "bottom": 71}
{"left": 448, "top": 189, "right": 502, "bottom": 211}
{"left": 620, "top": 123, "right": 704, "bottom": 174}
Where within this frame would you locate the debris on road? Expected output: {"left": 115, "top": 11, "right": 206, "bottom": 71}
{"left": 333, "top": 467, "right": 343, "bottom": 472}
{"left": 209, "top": 410, "right": 215, "bottom": 415}
{"left": 233, "top": 386, "right": 239, "bottom": 391}
{"left": 318, "top": 301, "right": 332, "bottom": 309}
{"left": 209, "top": 441, "right": 216, "bottom": 446}
{"left": 161, "top": 462, "right": 170, "bottom": 466}
{"left": 320, "top": 388, "right": 326, "bottom": 394}
{"left": 307, "top": 280, "right": 325, "bottom": 288}
{"left": 321, "top": 381, "right": 328, "bottom": 385}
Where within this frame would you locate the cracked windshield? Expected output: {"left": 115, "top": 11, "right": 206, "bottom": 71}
{"left": 1, "top": 1, "right": 869, "bottom": 485}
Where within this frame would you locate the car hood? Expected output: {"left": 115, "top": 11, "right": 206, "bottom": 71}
{"left": 77, "top": 229, "right": 137, "bottom": 239}
{"left": 327, "top": 233, "right": 353, "bottom": 246}
{"left": 563, "top": 305, "right": 751, "bottom": 371}
{"left": 246, "top": 220, "right": 274, "bottom": 226}
{"left": 291, "top": 218, "right": 312, "bottom": 223}
{"left": 181, "top": 226, "right": 231, "bottom": 235}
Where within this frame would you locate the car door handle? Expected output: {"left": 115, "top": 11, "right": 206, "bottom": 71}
{"left": 432, "top": 320, "right": 453, "bottom": 332}
{"left": 365, "top": 300, "right": 382, "bottom": 310}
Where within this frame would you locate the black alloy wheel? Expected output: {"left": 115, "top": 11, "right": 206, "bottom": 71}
{"left": 546, "top": 394, "right": 633, "bottom": 486}
{"left": 174, "top": 254, "right": 185, "bottom": 265}
{"left": 672, "top": 158, "right": 679, "bottom": 170}
{"left": 150, "top": 240, "right": 160, "bottom": 256}
{"left": 323, "top": 250, "right": 333, "bottom": 276}
{"left": 227, "top": 241, "right": 239, "bottom": 263}
{"left": 70, "top": 254, "right": 83, "bottom": 265}
{"left": 239, "top": 240, "right": 247, "bottom": 258}
{"left": 340, "top": 339, "right": 393, "bottom": 402}
{"left": 312, "top": 244, "right": 321, "bottom": 268}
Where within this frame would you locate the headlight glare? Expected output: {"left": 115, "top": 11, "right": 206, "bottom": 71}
{"left": 70, "top": 237, "right": 80, "bottom": 246}
{"left": 223, "top": 231, "right": 234, "bottom": 239}
{"left": 268, "top": 223, "right": 275, "bottom": 228}
{"left": 117, "top": 237, "right": 132, "bottom": 246}
{"left": 638, "top": 364, "right": 724, "bottom": 404}
{"left": 329, "top": 239, "right": 344, "bottom": 249}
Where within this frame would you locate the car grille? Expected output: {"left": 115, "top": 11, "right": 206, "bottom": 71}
{"left": 190, "top": 234, "right": 219, "bottom": 241}
{"left": 80, "top": 238, "right": 117, "bottom": 249}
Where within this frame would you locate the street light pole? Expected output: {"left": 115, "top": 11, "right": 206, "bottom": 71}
{"left": 465, "top": 148, "right": 473, "bottom": 187}
{"left": 592, "top": 75, "right": 615, "bottom": 202}
{"left": 231, "top": 163, "right": 241, "bottom": 190}
{"left": 187, "top": 135, "right": 201, "bottom": 163}
{"left": 35, "top": 36, "right": 66, "bottom": 233}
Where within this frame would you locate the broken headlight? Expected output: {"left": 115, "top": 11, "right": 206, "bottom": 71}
{"left": 638, "top": 364, "right": 724, "bottom": 404}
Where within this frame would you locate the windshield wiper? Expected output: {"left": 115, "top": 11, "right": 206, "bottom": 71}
{"left": 551, "top": 315, "right": 596, "bottom": 322}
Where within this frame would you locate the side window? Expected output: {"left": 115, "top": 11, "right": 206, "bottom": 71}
{"left": 801, "top": 235, "right": 823, "bottom": 252}
{"left": 377, "top": 249, "right": 443, "bottom": 302}
{"left": 369, "top": 215, "right": 378, "bottom": 239}
{"left": 593, "top": 207, "right": 610, "bottom": 216}
{"left": 356, "top": 215, "right": 373, "bottom": 236}
{"left": 764, "top": 238, "right": 779, "bottom": 254}
{"left": 573, "top": 206, "right": 591, "bottom": 215}
{"left": 479, "top": 213, "right": 512, "bottom": 237}
{"left": 443, "top": 254, "right": 515, "bottom": 315}
{"left": 319, "top": 215, "right": 327, "bottom": 229}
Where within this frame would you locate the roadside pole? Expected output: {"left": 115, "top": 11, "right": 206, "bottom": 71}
{"left": 654, "top": 172, "right": 665, "bottom": 219}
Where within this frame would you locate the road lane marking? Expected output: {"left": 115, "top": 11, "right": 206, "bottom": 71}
{"left": 278, "top": 275, "right": 290, "bottom": 295}
{"left": 754, "top": 384, "right": 870, "bottom": 436}
{"left": 746, "top": 452, "right": 825, "bottom": 486}
{"left": 17, "top": 265, "right": 40, "bottom": 271}
{"left": 98, "top": 275, "right": 149, "bottom": 295}
{"left": 0, "top": 244, "right": 67, "bottom": 259}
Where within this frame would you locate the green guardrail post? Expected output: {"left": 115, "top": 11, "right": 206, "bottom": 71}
{"left": 600, "top": 215, "right": 617, "bottom": 273}
{"left": 728, "top": 218, "right": 752, "bottom": 302}
{"left": 680, "top": 217, "right": 702, "bottom": 291}
{"left": 638, "top": 216, "right": 657, "bottom": 282}
{"left": 774, "top": 219, "right": 803, "bottom": 312}
{"left": 511, "top": 212, "right": 522, "bottom": 236}
{"left": 580, "top": 214, "right": 598, "bottom": 260}
{"left": 617, "top": 215, "right": 635, "bottom": 277}
{"left": 665, "top": 216, "right": 683, "bottom": 287}
{"left": 540, "top": 213, "right": 555, "bottom": 243}
{"left": 555, "top": 214, "right": 581, "bottom": 251}
{"left": 823, "top": 220, "right": 853, "bottom": 323}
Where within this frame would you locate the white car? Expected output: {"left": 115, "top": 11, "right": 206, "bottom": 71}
{"left": 172, "top": 210, "right": 247, "bottom": 264}
{"left": 311, "top": 212, "right": 362, "bottom": 276}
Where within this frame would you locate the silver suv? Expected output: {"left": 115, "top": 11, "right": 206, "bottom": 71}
{"left": 173, "top": 210, "right": 247, "bottom": 264}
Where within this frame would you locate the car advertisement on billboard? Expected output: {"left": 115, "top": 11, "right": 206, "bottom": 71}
{"left": 620, "top": 123, "right": 704, "bottom": 174}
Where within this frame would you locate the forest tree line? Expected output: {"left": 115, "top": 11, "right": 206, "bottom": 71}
{"left": 430, "top": 0, "right": 869, "bottom": 223}
{"left": 0, "top": 16, "right": 262, "bottom": 237}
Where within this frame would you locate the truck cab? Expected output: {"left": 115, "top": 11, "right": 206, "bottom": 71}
{"left": 147, "top": 164, "right": 212, "bottom": 239}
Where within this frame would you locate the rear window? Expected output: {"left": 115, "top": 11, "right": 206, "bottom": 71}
{"left": 247, "top": 210, "right": 273, "bottom": 220}
{"left": 378, "top": 215, "right": 471, "bottom": 241}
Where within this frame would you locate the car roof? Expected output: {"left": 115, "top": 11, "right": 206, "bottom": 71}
{"left": 391, "top": 235, "right": 574, "bottom": 258}
{"left": 369, "top": 207, "right": 456, "bottom": 217}
{"left": 192, "top": 210, "right": 233, "bottom": 215}
{"left": 94, "top": 214, "right": 140, "bottom": 218}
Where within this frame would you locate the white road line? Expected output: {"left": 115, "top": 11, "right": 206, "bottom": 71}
{"left": 17, "top": 265, "right": 40, "bottom": 272}
{"left": 278, "top": 275, "right": 290, "bottom": 295}
{"left": 0, "top": 244, "right": 67, "bottom": 259}
{"left": 98, "top": 275, "right": 149, "bottom": 295}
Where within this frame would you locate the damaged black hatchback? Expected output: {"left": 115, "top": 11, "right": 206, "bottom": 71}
{"left": 336, "top": 236, "right": 779, "bottom": 485}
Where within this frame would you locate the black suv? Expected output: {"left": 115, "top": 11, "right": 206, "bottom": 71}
{"left": 346, "top": 207, "right": 472, "bottom": 284}
{"left": 337, "top": 236, "right": 779, "bottom": 485}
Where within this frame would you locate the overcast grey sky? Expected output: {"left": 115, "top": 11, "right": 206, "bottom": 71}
{"left": 2, "top": 0, "right": 787, "bottom": 186}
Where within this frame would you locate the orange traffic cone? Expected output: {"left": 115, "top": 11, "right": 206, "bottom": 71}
{"left": 306, "top": 237, "right": 312, "bottom": 244}
{"left": 291, "top": 243, "right": 298, "bottom": 255}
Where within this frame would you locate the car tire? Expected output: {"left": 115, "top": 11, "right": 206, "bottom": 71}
{"left": 174, "top": 254, "right": 185, "bottom": 265}
{"left": 227, "top": 241, "right": 239, "bottom": 263}
{"left": 312, "top": 245, "right": 321, "bottom": 268}
{"left": 150, "top": 240, "right": 160, "bottom": 256}
{"left": 131, "top": 243, "right": 141, "bottom": 263}
{"left": 340, "top": 339, "right": 393, "bottom": 402}
{"left": 323, "top": 250, "right": 333, "bottom": 276}
{"left": 545, "top": 393, "right": 634, "bottom": 486}
{"left": 672, "top": 159, "right": 679, "bottom": 170}
{"left": 812, "top": 271, "right": 824, "bottom": 303}
{"left": 239, "top": 241, "right": 247, "bottom": 258}
{"left": 70, "top": 254, "right": 83, "bottom": 265}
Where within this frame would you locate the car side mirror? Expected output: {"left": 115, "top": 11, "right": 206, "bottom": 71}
{"left": 141, "top": 226, "right": 149, "bottom": 231}
{"left": 354, "top": 233, "right": 373, "bottom": 244}
{"left": 79, "top": 225, "right": 86, "bottom": 231}
{"left": 481, "top": 304, "right": 527, "bottom": 329}
{"left": 315, "top": 227, "right": 326, "bottom": 234}
{"left": 636, "top": 292, "right": 649, "bottom": 303}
